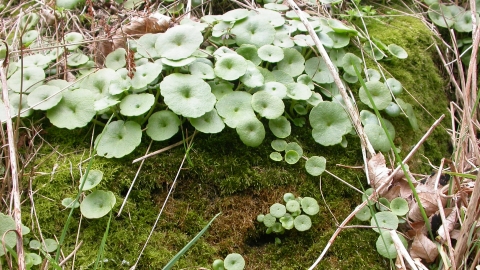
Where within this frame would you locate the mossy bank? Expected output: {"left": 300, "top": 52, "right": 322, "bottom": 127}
{"left": 15, "top": 14, "right": 450, "bottom": 270}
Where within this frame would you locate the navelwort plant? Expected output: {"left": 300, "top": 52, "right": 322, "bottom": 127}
{"left": 212, "top": 253, "right": 246, "bottom": 270}
{"left": 355, "top": 188, "right": 410, "bottom": 259}
{"left": 0, "top": 2, "right": 418, "bottom": 164}
{"left": 257, "top": 193, "right": 320, "bottom": 240}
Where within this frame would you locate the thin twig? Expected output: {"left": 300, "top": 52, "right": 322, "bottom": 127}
{"left": 132, "top": 133, "right": 195, "bottom": 163}
{"left": 0, "top": 42, "right": 25, "bottom": 269}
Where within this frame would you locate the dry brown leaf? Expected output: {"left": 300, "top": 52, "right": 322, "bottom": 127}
{"left": 437, "top": 208, "right": 457, "bottom": 243}
{"left": 368, "top": 153, "right": 392, "bottom": 195}
{"left": 410, "top": 233, "right": 439, "bottom": 263}
{"left": 94, "top": 13, "right": 170, "bottom": 66}
{"left": 408, "top": 185, "right": 446, "bottom": 222}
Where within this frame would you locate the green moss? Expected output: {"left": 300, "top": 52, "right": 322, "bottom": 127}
{"left": 359, "top": 15, "right": 451, "bottom": 172}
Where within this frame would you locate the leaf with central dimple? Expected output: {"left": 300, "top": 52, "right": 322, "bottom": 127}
{"left": 190, "top": 109, "right": 225, "bottom": 134}
{"left": 80, "top": 68, "right": 117, "bottom": 97}
{"left": 214, "top": 54, "right": 248, "bottom": 81}
{"left": 47, "top": 89, "right": 95, "bottom": 129}
{"left": 269, "top": 116, "right": 291, "bottom": 138}
{"left": 310, "top": 101, "right": 352, "bottom": 146}
{"left": 262, "top": 82, "right": 287, "bottom": 99}
{"left": 190, "top": 61, "right": 215, "bottom": 79}
{"left": 136, "top": 33, "right": 161, "bottom": 59}
{"left": 80, "top": 190, "right": 116, "bottom": 219}
{"left": 236, "top": 44, "right": 262, "bottom": 66}
{"left": 160, "top": 73, "right": 216, "bottom": 118}
{"left": 222, "top": 8, "right": 250, "bottom": 22}
{"left": 277, "top": 48, "right": 305, "bottom": 77}
{"left": 27, "top": 85, "right": 62, "bottom": 110}
{"left": 274, "top": 32, "right": 295, "bottom": 48}
{"left": 258, "top": 8, "right": 285, "bottom": 27}
{"left": 286, "top": 83, "right": 312, "bottom": 100}
{"left": 105, "top": 48, "right": 127, "bottom": 70}
{"left": 236, "top": 118, "right": 265, "bottom": 147}
{"left": 359, "top": 81, "right": 392, "bottom": 110}
{"left": 258, "top": 45, "right": 284, "bottom": 63}
{"left": 155, "top": 25, "right": 203, "bottom": 60}
{"left": 342, "top": 53, "right": 362, "bottom": 76}
{"left": 251, "top": 91, "right": 284, "bottom": 119}
{"left": 231, "top": 13, "right": 275, "bottom": 47}
{"left": 119, "top": 93, "right": 155, "bottom": 116}
{"left": 7, "top": 66, "right": 45, "bottom": 93}
{"left": 216, "top": 91, "right": 256, "bottom": 128}
{"left": 146, "top": 110, "right": 181, "bottom": 141}
{"left": 79, "top": 170, "right": 103, "bottom": 191}
{"left": 131, "top": 62, "right": 162, "bottom": 90}
{"left": 305, "top": 57, "right": 334, "bottom": 84}
{"left": 240, "top": 61, "right": 264, "bottom": 88}
{"left": 95, "top": 120, "right": 142, "bottom": 158}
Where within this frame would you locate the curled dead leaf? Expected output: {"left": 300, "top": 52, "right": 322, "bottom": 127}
{"left": 408, "top": 185, "right": 446, "bottom": 222}
{"left": 410, "top": 233, "right": 439, "bottom": 263}
{"left": 437, "top": 208, "right": 457, "bottom": 243}
{"left": 368, "top": 153, "right": 392, "bottom": 195}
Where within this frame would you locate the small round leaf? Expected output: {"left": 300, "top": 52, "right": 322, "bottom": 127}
{"left": 224, "top": 253, "right": 245, "bottom": 270}
{"left": 390, "top": 197, "right": 409, "bottom": 216}
{"left": 371, "top": 211, "right": 398, "bottom": 233}
{"left": 294, "top": 215, "right": 312, "bottom": 231}
{"left": 146, "top": 110, "right": 181, "bottom": 141}
{"left": 95, "top": 120, "right": 142, "bottom": 158}
{"left": 305, "top": 156, "right": 326, "bottom": 176}
{"left": 270, "top": 203, "right": 287, "bottom": 218}
{"left": 80, "top": 190, "right": 116, "bottom": 219}
{"left": 79, "top": 170, "right": 103, "bottom": 191}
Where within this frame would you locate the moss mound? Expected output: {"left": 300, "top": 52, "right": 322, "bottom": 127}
{"left": 15, "top": 14, "right": 450, "bottom": 270}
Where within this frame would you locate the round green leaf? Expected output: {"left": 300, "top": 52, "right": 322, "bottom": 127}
{"left": 79, "top": 169, "right": 103, "bottom": 191}
{"left": 264, "top": 3, "right": 289, "bottom": 11}
{"left": 236, "top": 44, "right": 262, "bottom": 66}
{"left": 277, "top": 48, "right": 305, "bottom": 77}
{"left": 67, "top": 53, "right": 89, "bottom": 67}
{"left": 213, "top": 259, "right": 225, "bottom": 270}
{"left": 214, "top": 54, "right": 248, "bottom": 81}
{"left": 61, "top": 197, "right": 80, "bottom": 209}
{"left": 8, "top": 66, "right": 45, "bottom": 93}
{"left": 42, "top": 238, "right": 58, "bottom": 253}
{"left": 0, "top": 213, "right": 17, "bottom": 256}
{"left": 385, "top": 78, "right": 403, "bottom": 96}
{"left": 224, "top": 253, "right": 245, "bottom": 270}
{"left": 136, "top": 33, "right": 161, "bottom": 59}
{"left": 328, "top": 32, "right": 350, "bottom": 48}
{"left": 271, "top": 139, "right": 287, "bottom": 151}
{"left": 258, "top": 45, "right": 284, "bottom": 63}
{"left": 80, "top": 190, "right": 116, "bottom": 219}
{"left": 388, "top": 44, "right": 408, "bottom": 59}
{"left": 263, "top": 213, "right": 276, "bottom": 227}
{"left": 251, "top": 91, "right": 285, "bottom": 119}
{"left": 25, "top": 253, "right": 42, "bottom": 265}
{"left": 301, "top": 197, "right": 320, "bottom": 215}
{"left": 286, "top": 200, "right": 300, "bottom": 213}
{"left": 359, "top": 81, "right": 392, "bottom": 110}
{"left": 190, "top": 109, "right": 225, "bottom": 134}
{"left": 305, "top": 156, "right": 326, "bottom": 176}
{"left": 428, "top": 3, "right": 456, "bottom": 28}
{"left": 376, "top": 231, "right": 407, "bottom": 259}
{"left": 22, "top": 30, "right": 38, "bottom": 46}
{"left": 95, "top": 120, "right": 142, "bottom": 158}
{"left": 27, "top": 85, "right": 62, "bottom": 110}
{"left": 355, "top": 205, "right": 372, "bottom": 221}
{"left": 190, "top": 61, "right": 215, "bottom": 79}
{"left": 64, "top": 32, "right": 84, "bottom": 50}
{"left": 231, "top": 14, "right": 275, "bottom": 47}
{"left": 47, "top": 89, "right": 95, "bottom": 129}
{"left": 262, "top": 82, "right": 287, "bottom": 99}
{"left": 364, "top": 124, "right": 391, "bottom": 152}
{"left": 146, "top": 110, "right": 181, "bottom": 141}
{"left": 371, "top": 211, "right": 398, "bottom": 233}
{"left": 284, "top": 193, "right": 295, "bottom": 202}
{"left": 160, "top": 73, "right": 216, "bottom": 118}
{"left": 131, "top": 62, "right": 162, "bottom": 90}
{"left": 342, "top": 53, "right": 362, "bottom": 76}
{"left": 236, "top": 118, "right": 265, "bottom": 147}
{"left": 279, "top": 214, "right": 294, "bottom": 230}
{"left": 307, "top": 92, "right": 323, "bottom": 106}
{"left": 270, "top": 152, "right": 283, "bottom": 161}
{"left": 384, "top": 102, "right": 401, "bottom": 117}
{"left": 305, "top": 57, "right": 334, "bottom": 84}
{"left": 105, "top": 48, "right": 126, "bottom": 70}
{"left": 366, "top": 69, "right": 381, "bottom": 81}
{"left": 285, "top": 142, "right": 303, "bottom": 156}
{"left": 161, "top": 57, "right": 196, "bottom": 67}
{"left": 222, "top": 9, "right": 249, "bottom": 22}
{"left": 274, "top": 32, "right": 295, "bottom": 48}
{"left": 258, "top": 8, "right": 285, "bottom": 27}
{"left": 269, "top": 116, "right": 291, "bottom": 138}
{"left": 286, "top": 83, "right": 312, "bottom": 100}
{"left": 119, "top": 93, "right": 154, "bottom": 116}
{"left": 376, "top": 197, "right": 391, "bottom": 212}
{"left": 240, "top": 61, "right": 264, "bottom": 88}
{"left": 20, "top": 13, "right": 39, "bottom": 30}
{"left": 390, "top": 197, "right": 409, "bottom": 216}
{"left": 270, "top": 203, "right": 287, "bottom": 218}
{"left": 156, "top": 25, "right": 203, "bottom": 60}
{"left": 216, "top": 91, "right": 256, "bottom": 128}
{"left": 294, "top": 215, "right": 312, "bottom": 232}
{"left": 285, "top": 150, "right": 300, "bottom": 164}
{"left": 310, "top": 102, "right": 352, "bottom": 146}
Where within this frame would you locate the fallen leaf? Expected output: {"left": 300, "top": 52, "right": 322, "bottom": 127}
{"left": 368, "top": 153, "right": 392, "bottom": 195}
{"left": 410, "top": 233, "right": 439, "bottom": 263}
{"left": 437, "top": 208, "right": 457, "bottom": 243}
{"left": 408, "top": 184, "right": 446, "bottom": 222}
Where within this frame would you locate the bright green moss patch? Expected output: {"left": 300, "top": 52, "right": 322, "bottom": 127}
{"left": 361, "top": 15, "right": 451, "bottom": 172}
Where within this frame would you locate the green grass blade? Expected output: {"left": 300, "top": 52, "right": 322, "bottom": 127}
{"left": 162, "top": 212, "right": 221, "bottom": 270}
{"left": 94, "top": 211, "right": 113, "bottom": 270}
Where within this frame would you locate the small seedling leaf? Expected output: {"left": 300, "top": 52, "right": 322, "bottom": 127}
{"left": 80, "top": 190, "right": 116, "bottom": 219}
{"left": 305, "top": 156, "right": 326, "bottom": 176}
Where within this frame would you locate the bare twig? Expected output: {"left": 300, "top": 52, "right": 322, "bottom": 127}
{"left": 0, "top": 42, "right": 25, "bottom": 269}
